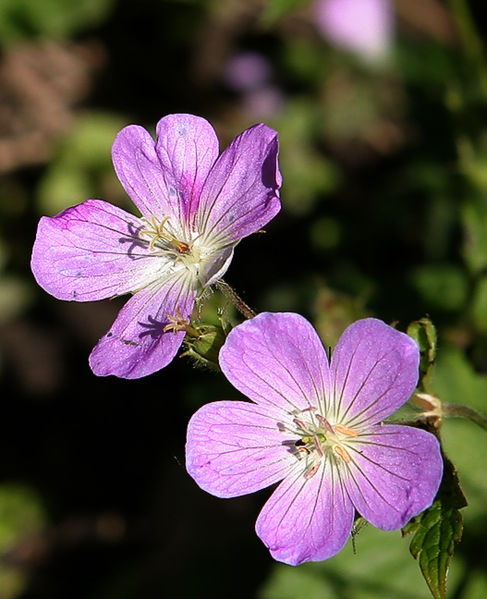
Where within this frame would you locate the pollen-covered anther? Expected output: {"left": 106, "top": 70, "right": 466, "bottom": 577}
{"left": 334, "top": 445, "right": 352, "bottom": 462}
{"left": 334, "top": 424, "right": 358, "bottom": 437}
{"left": 304, "top": 461, "right": 321, "bottom": 480}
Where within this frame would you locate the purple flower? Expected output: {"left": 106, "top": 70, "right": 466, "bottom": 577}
{"left": 186, "top": 313, "right": 443, "bottom": 565}
{"left": 31, "top": 115, "right": 281, "bottom": 379}
{"left": 314, "top": 0, "right": 394, "bottom": 61}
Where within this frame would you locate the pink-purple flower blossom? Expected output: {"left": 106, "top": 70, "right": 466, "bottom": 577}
{"left": 31, "top": 114, "right": 281, "bottom": 379}
{"left": 186, "top": 313, "right": 443, "bottom": 565}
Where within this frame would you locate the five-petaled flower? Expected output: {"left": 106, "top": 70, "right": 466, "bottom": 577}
{"left": 31, "top": 114, "right": 281, "bottom": 378}
{"left": 186, "top": 313, "right": 443, "bottom": 565}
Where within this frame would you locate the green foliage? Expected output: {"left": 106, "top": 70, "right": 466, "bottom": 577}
{"left": 37, "top": 112, "right": 126, "bottom": 215}
{"left": 259, "top": 524, "right": 457, "bottom": 599}
{"left": 0, "top": 0, "right": 114, "bottom": 42}
{"left": 409, "top": 265, "right": 468, "bottom": 313}
{"left": 0, "top": 484, "right": 46, "bottom": 599}
{"left": 402, "top": 456, "right": 467, "bottom": 599}
{"left": 259, "top": 0, "right": 309, "bottom": 27}
{"left": 462, "top": 193, "right": 487, "bottom": 275}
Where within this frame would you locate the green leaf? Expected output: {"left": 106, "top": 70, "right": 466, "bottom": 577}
{"left": 402, "top": 455, "right": 467, "bottom": 599}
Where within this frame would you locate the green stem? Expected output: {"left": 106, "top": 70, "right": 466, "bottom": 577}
{"left": 443, "top": 403, "right": 487, "bottom": 431}
{"left": 216, "top": 280, "right": 256, "bottom": 319}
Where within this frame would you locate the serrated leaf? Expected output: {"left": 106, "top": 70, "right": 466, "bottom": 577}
{"left": 402, "top": 455, "right": 467, "bottom": 599}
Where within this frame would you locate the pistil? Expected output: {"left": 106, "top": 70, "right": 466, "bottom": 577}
{"left": 292, "top": 407, "right": 357, "bottom": 478}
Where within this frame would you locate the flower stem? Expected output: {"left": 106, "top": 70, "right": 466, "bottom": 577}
{"left": 443, "top": 403, "right": 487, "bottom": 432}
{"left": 216, "top": 280, "right": 256, "bottom": 319}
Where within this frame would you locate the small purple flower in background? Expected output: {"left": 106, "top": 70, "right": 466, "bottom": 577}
{"left": 223, "top": 51, "right": 284, "bottom": 119}
{"left": 31, "top": 115, "right": 281, "bottom": 379}
{"left": 313, "top": 0, "right": 394, "bottom": 62}
{"left": 186, "top": 313, "right": 443, "bottom": 565}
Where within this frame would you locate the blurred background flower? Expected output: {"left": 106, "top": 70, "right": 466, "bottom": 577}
{"left": 313, "top": 0, "right": 395, "bottom": 63}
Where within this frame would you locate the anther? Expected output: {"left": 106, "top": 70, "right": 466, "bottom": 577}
{"left": 334, "top": 424, "right": 358, "bottom": 437}
{"left": 304, "top": 462, "right": 320, "bottom": 479}
{"left": 316, "top": 414, "right": 335, "bottom": 434}
{"left": 334, "top": 445, "right": 352, "bottom": 463}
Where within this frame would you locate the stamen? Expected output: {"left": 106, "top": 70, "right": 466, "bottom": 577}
{"left": 140, "top": 216, "right": 191, "bottom": 255}
{"left": 334, "top": 445, "right": 352, "bottom": 463}
{"left": 313, "top": 436, "right": 324, "bottom": 457}
{"left": 334, "top": 424, "right": 358, "bottom": 437}
{"left": 316, "top": 414, "right": 335, "bottom": 434}
{"left": 304, "top": 462, "right": 320, "bottom": 479}
{"left": 293, "top": 417, "right": 308, "bottom": 431}
{"left": 163, "top": 310, "right": 199, "bottom": 336}
{"left": 301, "top": 406, "right": 317, "bottom": 413}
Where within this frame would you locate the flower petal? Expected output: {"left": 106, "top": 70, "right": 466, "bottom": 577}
{"left": 343, "top": 424, "right": 443, "bottom": 530}
{"left": 219, "top": 312, "right": 331, "bottom": 414}
{"left": 112, "top": 115, "right": 219, "bottom": 225}
{"left": 255, "top": 460, "right": 354, "bottom": 565}
{"left": 330, "top": 318, "right": 419, "bottom": 427}
{"left": 89, "top": 272, "right": 197, "bottom": 379}
{"left": 155, "top": 114, "right": 219, "bottom": 222}
{"left": 31, "top": 200, "right": 158, "bottom": 301}
{"left": 186, "top": 400, "right": 296, "bottom": 498}
{"left": 196, "top": 123, "right": 281, "bottom": 245}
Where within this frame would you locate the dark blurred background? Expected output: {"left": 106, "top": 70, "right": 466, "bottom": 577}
{"left": 1, "top": 0, "right": 487, "bottom": 597}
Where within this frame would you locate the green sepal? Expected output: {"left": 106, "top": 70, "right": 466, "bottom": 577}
{"left": 407, "top": 318, "right": 437, "bottom": 392}
{"left": 181, "top": 324, "right": 227, "bottom": 371}
{"left": 402, "top": 454, "right": 467, "bottom": 599}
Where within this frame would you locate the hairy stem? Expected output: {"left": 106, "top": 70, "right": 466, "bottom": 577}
{"left": 216, "top": 280, "right": 256, "bottom": 319}
{"left": 443, "top": 403, "right": 487, "bottom": 432}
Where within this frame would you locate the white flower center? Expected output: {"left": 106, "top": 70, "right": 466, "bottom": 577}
{"left": 139, "top": 215, "right": 221, "bottom": 282}
{"left": 291, "top": 406, "right": 358, "bottom": 479}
